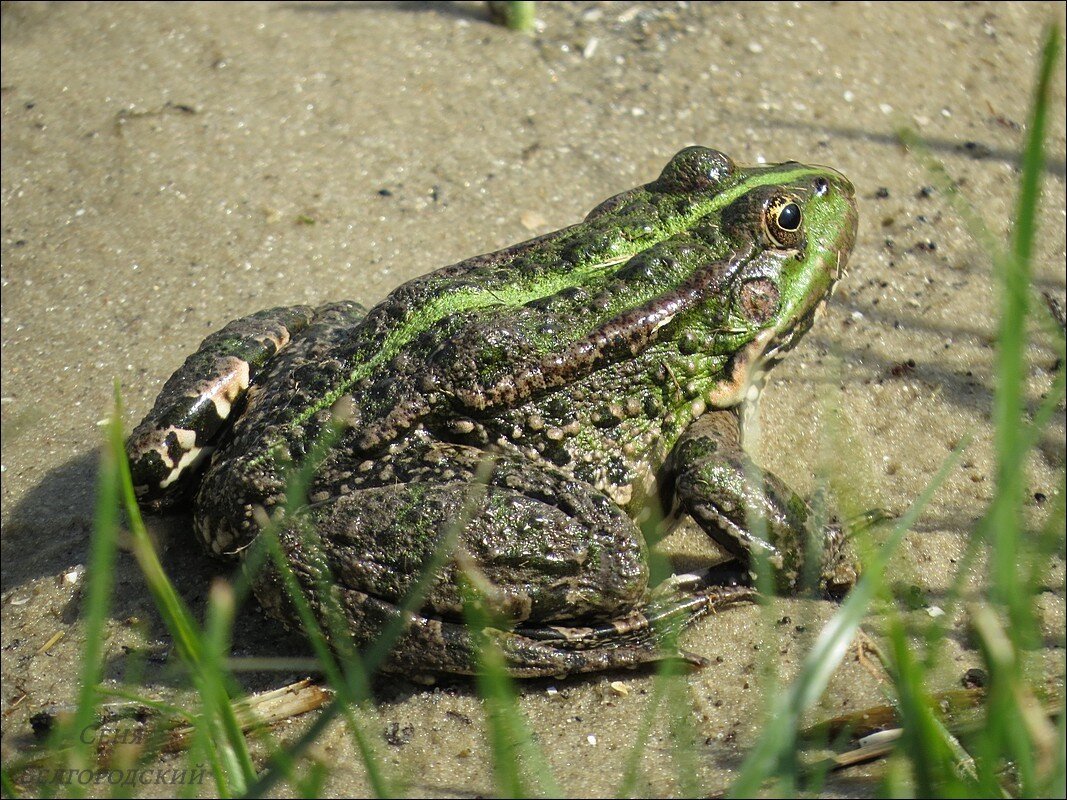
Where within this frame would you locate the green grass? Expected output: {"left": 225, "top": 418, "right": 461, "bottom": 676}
{"left": 1, "top": 23, "right": 1063, "bottom": 800}
{"left": 727, "top": 24, "right": 1065, "bottom": 797}
{"left": 488, "top": 2, "right": 537, "bottom": 32}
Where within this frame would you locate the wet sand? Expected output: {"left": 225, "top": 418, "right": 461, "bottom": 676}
{"left": 2, "top": 2, "right": 1065, "bottom": 796}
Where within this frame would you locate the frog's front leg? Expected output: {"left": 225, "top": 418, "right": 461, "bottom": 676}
{"left": 668, "top": 410, "right": 858, "bottom": 594}
{"left": 125, "top": 305, "right": 318, "bottom": 507}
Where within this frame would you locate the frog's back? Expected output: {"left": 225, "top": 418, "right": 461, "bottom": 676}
{"left": 219, "top": 185, "right": 714, "bottom": 462}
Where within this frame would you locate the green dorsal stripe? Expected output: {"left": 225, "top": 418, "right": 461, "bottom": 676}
{"left": 272, "top": 164, "right": 829, "bottom": 448}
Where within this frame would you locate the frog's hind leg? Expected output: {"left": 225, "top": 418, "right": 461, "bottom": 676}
{"left": 253, "top": 549, "right": 755, "bottom": 678}
{"left": 261, "top": 580, "right": 753, "bottom": 679}
{"left": 125, "top": 304, "right": 321, "bottom": 507}
{"left": 245, "top": 440, "right": 756, "bottom": 677}
{"left": 388, "top": 584, "right": 754, "bottom": 678}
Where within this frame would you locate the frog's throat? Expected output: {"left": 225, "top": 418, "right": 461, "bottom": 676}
{"left": 763, "top": 293, "right": 830, "bottom": 366}
{"left": 707, "top": 328, "right": 776, "bottom": 408}
{"left": 705, "top": 279, "right": 835, "bottom": 411}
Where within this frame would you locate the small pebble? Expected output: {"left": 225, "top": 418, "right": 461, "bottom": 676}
{"left": 962, "top": 668, "right": 988, "bottom": 689}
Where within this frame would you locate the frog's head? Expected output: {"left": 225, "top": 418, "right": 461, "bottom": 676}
{"left": 717, "top": 157, "right": 857, "bottom": 380}
{"left": 650, "top": 148, "right": 858, "bottom": 402}
{"left": 738, "top": 162, "right": 853, "bottom": 358}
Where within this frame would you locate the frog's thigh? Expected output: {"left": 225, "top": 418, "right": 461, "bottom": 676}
{"left": 275, "top": 462, "right": 651, "bottom": 626}
{"left": 126, "top": 304, "right": 319, "bottom": 504}
{"left": 670, "top": 410, "right": 811, "bottom": 578}
{"left": 245, "top": 461, "right": 689, "bottom": 675}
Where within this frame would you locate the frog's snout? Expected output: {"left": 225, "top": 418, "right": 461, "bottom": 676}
{"left": 820, "top": 170, "right": 858, "bottom": 280}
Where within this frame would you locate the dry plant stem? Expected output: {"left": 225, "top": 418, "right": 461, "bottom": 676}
{"left": 822, "top": 697, "right": 1063, "bottom": 776}
{"left": 799, "top": 687, "right": 987, "bottom": 742}
{"left": 30, "top": 679, "right": 332, "bottom": 759}
{"left": 163, "top": 679, "right": 332, "bottom": 753}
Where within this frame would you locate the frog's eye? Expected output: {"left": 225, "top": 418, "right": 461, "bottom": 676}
{"left": 777, "top": 203, "right": 801, "bottom": 230}
{"left": 764, "top": 196, "right": 803, "bottom": 249}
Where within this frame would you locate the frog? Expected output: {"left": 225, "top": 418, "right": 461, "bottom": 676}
{"left": 125, "top": 146, "right": 860, "bottom": 678}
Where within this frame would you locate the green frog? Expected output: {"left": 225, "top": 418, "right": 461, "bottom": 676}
{"left": 125, "top": 147, "right": 860, "bottom": 677}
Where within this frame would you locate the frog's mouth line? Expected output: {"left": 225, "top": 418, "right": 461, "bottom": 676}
{"left": 761, "top": 296, "right": 829, "bottom": 367}
{"left": 712, "top": 292, "right": 834, "bottom": 408}
{"left": 761, "top": 246, "right": 847, "bottom": 367}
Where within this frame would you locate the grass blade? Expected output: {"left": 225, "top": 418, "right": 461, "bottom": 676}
{"left": 46, "top": 389, "right": 122, "bottom": 795}
{"left": 729, "top": 438, "right": 968, "bottom": 797}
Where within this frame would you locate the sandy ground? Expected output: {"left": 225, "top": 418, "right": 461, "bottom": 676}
{"left": 2, "top": 1, "right": 1065, "bottom": 796}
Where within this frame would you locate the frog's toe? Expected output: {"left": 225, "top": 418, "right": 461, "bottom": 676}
{"left": 846, "top": 507, "right": 895, "bottom": 532}
{"left": 651, "top": 570, "right": 708, "bottom": 599}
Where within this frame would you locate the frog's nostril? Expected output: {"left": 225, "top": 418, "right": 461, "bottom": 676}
{"left": 814, "top": 177, "right": 830, "bottom": 196}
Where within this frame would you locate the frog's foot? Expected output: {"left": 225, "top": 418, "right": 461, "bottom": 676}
{"left": 518, "top": 584, "right": 757, "bottom": 649}
{"left": 800, "top": 508, "right": 893, "bottom": 596}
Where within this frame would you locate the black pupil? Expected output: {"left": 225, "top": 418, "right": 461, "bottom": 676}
{"left": 778, "top": 203, "right": 801, "bottom": 230}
